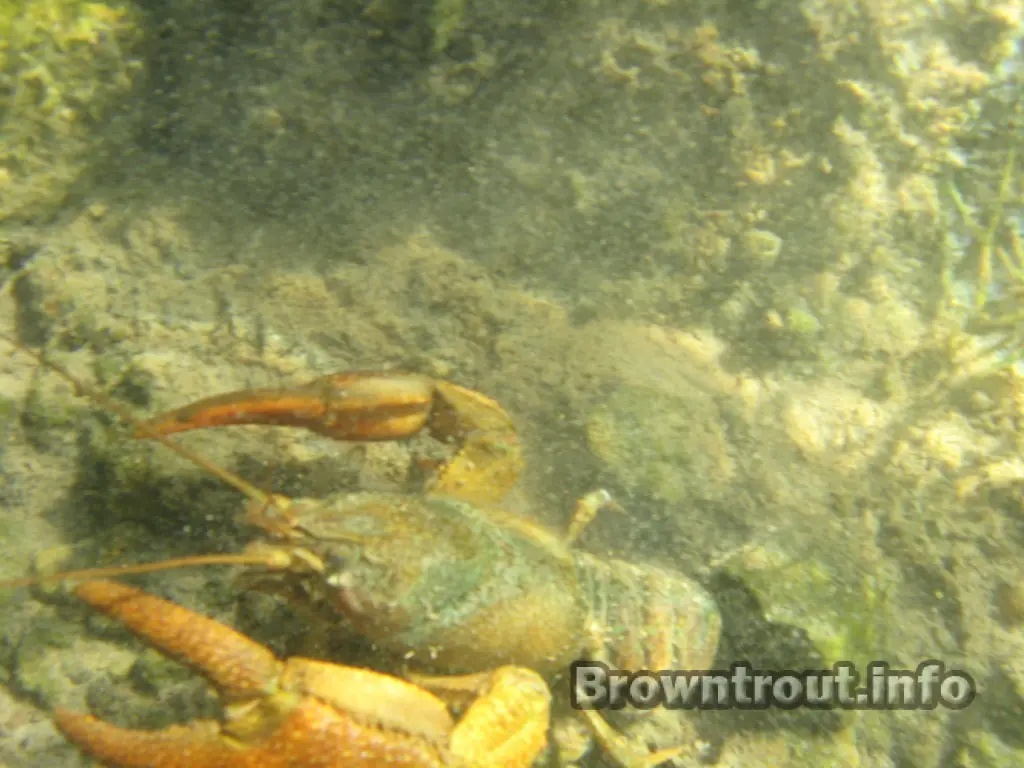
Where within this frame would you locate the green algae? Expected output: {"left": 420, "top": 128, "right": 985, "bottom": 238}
{"left": 719, "top": 544, "right": 888, "bottom": 673}
{"left": 0, "top": 0, "right": 142, "bottom": 222}
{"left": 429, "top": 0, "right": 467, "bottom": 53}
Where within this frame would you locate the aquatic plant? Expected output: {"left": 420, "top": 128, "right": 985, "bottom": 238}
{"left": 945, "top": 139, "right": 1023, "bottom": 367}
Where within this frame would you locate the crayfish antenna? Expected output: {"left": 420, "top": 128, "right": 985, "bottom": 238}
{"left": 0, "top": 550, "right": 297, "bottom": 592}
{"left": 0, "top": 334, "right": 310, "bottom": 591}
{"left": 0, "top": 333, "right": 276, "bottom": 510}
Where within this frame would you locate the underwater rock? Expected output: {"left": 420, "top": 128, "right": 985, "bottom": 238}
{"left": 716, "top": 542, "right": 886, "bottom": 672}
{"left": 586, "top": 381, "right": 735, "bottom": 506}
{"left": 1, "top": 0, "right": 142, "bottom": 222}
{"left": 715, "top": 729, "right": 865, "bottom": 768}
{"left": 967, "top": 729, "right": 1024, "bottom": 768}
{"left": 13, "top": 618, "right": 134, "bottom": 712}
{"left": 982, "top": 663, "right": 1024, "bottom": 754}
{"left": 995, "top": 582, "right": 1024, "bottom": 627}
{"left": 743, "top": 228, "right": 783, "bottom": 266}
{"left": 781, "top": 383, "right": 892, "bottom": 475}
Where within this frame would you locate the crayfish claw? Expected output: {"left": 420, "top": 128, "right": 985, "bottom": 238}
{"left": 73, "top": 580, "right": 282, "bottom": 702}
{"left": 54, "top": 710, "right": 239, "bottom": 768}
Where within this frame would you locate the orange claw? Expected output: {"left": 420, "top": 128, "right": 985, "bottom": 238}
{"left": 56, "top": 581, "right": 550, "bottom": 768}
{"left": 55, "top": 700, "right": 441, "bottom": 768}
{"left": 69, "top": 579, "right": 281, "bottom": 701}
{"left": 138, "top": 373, "right": 437, "bottom": 442}
{"left": 138, "top": 372, "right": 523, "bottom": 505}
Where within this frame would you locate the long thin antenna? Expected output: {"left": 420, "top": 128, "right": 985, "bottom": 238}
{"left": 0, "top": 551, "right": 294, "bottom": 590}
{"left": 0, "top": 333, "right": 273, "bottom": 507}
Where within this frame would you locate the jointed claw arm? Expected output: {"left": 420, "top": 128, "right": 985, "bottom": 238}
{"left": 56, "top": 580, "right": 550, "bottom": 768}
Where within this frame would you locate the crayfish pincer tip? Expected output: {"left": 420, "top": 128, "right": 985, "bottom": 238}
{"left": 55, "top": 706, "right": 239, "bottom": 768}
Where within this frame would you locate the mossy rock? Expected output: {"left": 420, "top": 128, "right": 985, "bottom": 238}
{"left": 718, "top": 543, "right": 887, "bottom": 672}
{"left": 13, "top": 616, "right": 138, "bottom": 711}
{"left": 586, "top": 382, "right": 734, "bottom": 505}
{"left": 965, "top": 730, "right": 1024, "bottom": 768}
{"left": 0, "top": 0, "right": 142, "bottom": 222}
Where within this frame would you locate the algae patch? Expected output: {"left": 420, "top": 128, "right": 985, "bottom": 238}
{"left": 717, "top": 543, "right": 887, "bottom": 673}
{"left": 0, "top": 0, "right": 142, "bottom": 222}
